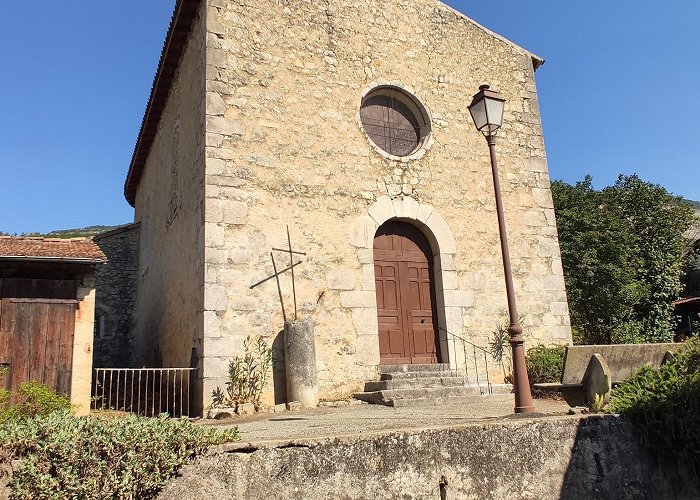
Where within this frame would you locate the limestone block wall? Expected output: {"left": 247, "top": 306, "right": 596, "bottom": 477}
{"left": 93, "top": 223, "right": 140, "bottom": 368}
{"left": 132, "top": 0, "right": 207, "bottom": 396}
{"left": 199, "top": 0, "right": 571, "bottom": 407}
{"left": 71, "top": 274, "right": 96, "bottom": 415}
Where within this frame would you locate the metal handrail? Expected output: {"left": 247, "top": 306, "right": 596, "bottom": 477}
{"left": 438, "top": 327, "right": 490, "bottom": 355}
{"left": 439, "top": 326, "right": 493, "bottom": 395}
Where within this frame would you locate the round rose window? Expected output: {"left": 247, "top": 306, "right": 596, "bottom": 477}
{"left": 360, "top": 87, "right": 430, "bottom": 158}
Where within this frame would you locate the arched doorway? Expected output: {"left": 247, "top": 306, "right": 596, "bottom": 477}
{"left": 374, "top": 221, "right": 441, "bottom": 364}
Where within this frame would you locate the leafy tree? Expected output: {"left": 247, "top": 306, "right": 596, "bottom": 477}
{"left": 552, "top": 174, "right": 697, "bottom": 344}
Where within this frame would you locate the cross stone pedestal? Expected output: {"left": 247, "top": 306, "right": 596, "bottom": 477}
{"left": 284, "top": 318, "right": 319, "bottom": 408}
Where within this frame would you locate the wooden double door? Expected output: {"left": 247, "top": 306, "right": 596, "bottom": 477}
{"left": 374, "top": 221, "right": 440, "bottom": 364}
{"left": 0, "top": 278, "right": 77, "bottom": 396}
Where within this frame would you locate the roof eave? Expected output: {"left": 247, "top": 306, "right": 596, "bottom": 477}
{"left": 124, "top": 0, "right": 202, "bottom": 207}
{"left": 439, "top": 2, "right": 545, "bottom": 71}
{"left": 0, "top": 256, "right": 106, "bottom": 265}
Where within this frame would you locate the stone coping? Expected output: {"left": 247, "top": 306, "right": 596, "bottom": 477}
{"left": 200, "top": 394, "right": 571, "bottom": 448}
{"left": 205, "top": 412, "right": 595, "bottom": 455}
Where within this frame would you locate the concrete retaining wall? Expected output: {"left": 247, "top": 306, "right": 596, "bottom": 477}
{"left": 160, "top": 415, "right": 697, "bottom": 500}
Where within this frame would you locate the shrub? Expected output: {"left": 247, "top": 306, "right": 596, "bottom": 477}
{"left": 0, "top": 388, "right": 9, "bottom": 412}
{"left": 0, "top": 412, "right": 239, "bottom": 499}
{"left": 213, "top": 335, "right": 273, "bottom": 409}
{"left": 525, "top": 344, "right": 566, "bottom": 385}
{"left": 606, "top": 338, "right": 700, "bottom": 473}
{"left": 489, "top": 319, "right": 513, "bottom": 382}
{"left": 0, "top": 381, "right": 72, "bottom": 424}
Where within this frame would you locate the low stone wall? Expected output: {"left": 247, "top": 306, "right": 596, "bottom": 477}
{"left": 561, "top": 343, "right": 681, "bottom": 385}
{"left": 93, "top": 223, "right": 140, "bottom": 368}
{"left": 159, "top": 415, "right": 697, "bottom": 500}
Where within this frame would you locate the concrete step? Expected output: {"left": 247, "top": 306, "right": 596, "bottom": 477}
{"left": 364, "top": 376, "right": 468, "bottom": 392}
{"left": 354, "top": 385, "right": 482, "bottom": 407}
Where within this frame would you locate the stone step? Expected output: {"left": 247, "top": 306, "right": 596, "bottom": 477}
{"left": 379, "top": 370, "right": 462, "bottom": 381}
{"left": 354, "top": 385, "right": 482, "bottom": 407}
{"left": 378, "top": 363, "right": 451, "bottom": 374}
{"left": 364, "top": 376, "right": 468, "bottom": 392}
{"left": 489, "top": 384, "right": 514, "bottom": 396}
{"left": 388, "top": 394, "right": 484, "bottom": 408}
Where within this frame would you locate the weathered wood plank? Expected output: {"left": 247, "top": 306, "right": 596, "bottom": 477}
{"left": 11, "top": 302, "right": 32, "bottom": 392}
{"left": 29, "top": 303, "right": 49, "bottom": 384}
{"left": 0, "top": 299, "right": 12, "bottom": 364}
{"left": 2, "top": 279, "right": 77, "bottom": 300}
{"left": 43, "top": 304, "right": 61, "bottom": 390}
{"left": 56, "top": 304, "right": 75, "bottom": 396}
{"left": 0, "top": 295, "right": 11, "bottom": 391}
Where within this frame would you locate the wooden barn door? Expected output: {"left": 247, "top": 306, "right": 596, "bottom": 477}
{"left": 0, "top": 279, "right": 77, "bottom": 396}
{"left": 374, "top": 222, "right": 440, "bottom": 365}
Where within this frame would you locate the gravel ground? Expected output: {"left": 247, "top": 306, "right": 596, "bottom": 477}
{"left": 202, "top": 396, "right": 570, "bottom": 444}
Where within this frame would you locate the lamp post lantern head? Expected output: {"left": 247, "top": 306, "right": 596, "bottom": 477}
{"left": 468, "top": 85, "right": 506, "bottom": 136}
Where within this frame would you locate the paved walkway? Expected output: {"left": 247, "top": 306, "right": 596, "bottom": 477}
{"left": 204, "top": 396, "right": 571, "bottom": 444}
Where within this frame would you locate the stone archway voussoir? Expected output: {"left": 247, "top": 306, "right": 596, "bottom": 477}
{"left": 424, "top": 211, "right": 456, "bottom": 254}
{"left": 348, "top": 215, "right": 378, "bottom": 249}
{"left": 368, "top": 196, "right": 396, "bottom": 226}
{"left": 391, "top": 196, "right": 419, "bottom": 220}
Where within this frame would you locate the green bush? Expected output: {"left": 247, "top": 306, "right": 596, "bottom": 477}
{"left": 0, "top": 381, "right": 72, "bottom": 424}
{"left": 552, "top": 175, "right": 697, "bottom": 345}
{"left": 606, "top": 338, "right": 700, "bottom": 473}
{"left": 0, "top": 412, "right": 238, "bottom": 499}
{"left": 525, "top": 344, "right": 566, "bottom": 385}
{"left": 0, "top": 388, "right": 9, "bottom": 411}
{"left": 213, "top": 335, "right": 273, "bottom": 409}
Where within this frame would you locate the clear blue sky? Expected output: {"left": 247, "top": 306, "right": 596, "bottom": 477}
{"left": 1, "top": 1, "right": 699, "bottom": 235}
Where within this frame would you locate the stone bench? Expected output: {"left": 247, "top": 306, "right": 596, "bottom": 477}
{"left": 533, "top": 343, "right": 681, "bottom": 407}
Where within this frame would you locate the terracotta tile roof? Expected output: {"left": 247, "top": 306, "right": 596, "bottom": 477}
{"left": 0, "top": 237, "right": 107, "bottom": 263}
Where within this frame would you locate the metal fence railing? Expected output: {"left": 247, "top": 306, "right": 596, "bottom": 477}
{"left": 439, "top": 327, "right": 502, "bottom": 396}
{"left": 92, "top": 368, "right": 196, "bottom": 418}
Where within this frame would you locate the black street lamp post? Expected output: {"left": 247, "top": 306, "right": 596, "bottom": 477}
{"left": 468, "top": 84, "right": 535, "bottom": 414}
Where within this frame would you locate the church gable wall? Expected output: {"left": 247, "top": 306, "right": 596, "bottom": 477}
{"left": 132, "top": 2, "right": 207, "bottom": 394}
{"left": 201, "top": 0, "right": 571, "bottom": 406}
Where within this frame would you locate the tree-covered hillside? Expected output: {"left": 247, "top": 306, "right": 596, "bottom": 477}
{"left": 686, "top": 199, "right": 700, "bottom": 210}
{"left": 0, "top": 225, "right": 123, "bottom": 239}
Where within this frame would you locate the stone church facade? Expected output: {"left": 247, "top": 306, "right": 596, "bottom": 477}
{"left": 123, "top": 0, "right": 572, "bottom": 413}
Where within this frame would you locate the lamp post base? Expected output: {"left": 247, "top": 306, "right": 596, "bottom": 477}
{"left": 510, "top": 325, "right": 535, "bottom": 413}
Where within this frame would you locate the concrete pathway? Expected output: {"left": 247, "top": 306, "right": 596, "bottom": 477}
{"left": 203, "top": 396, "right": 571, "bottom": 444}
